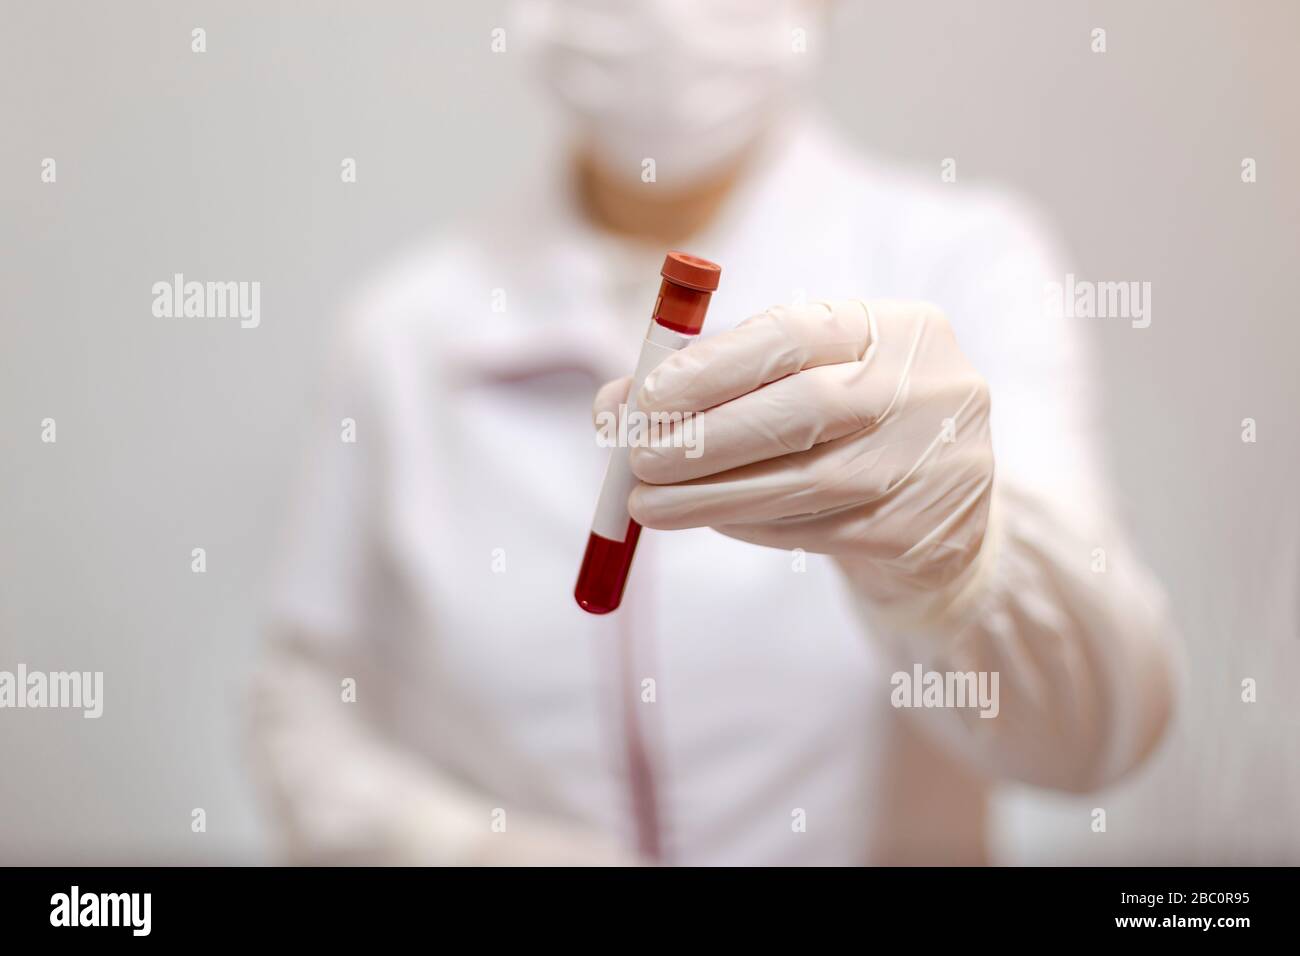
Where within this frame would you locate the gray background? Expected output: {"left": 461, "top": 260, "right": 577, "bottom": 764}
{"left": 1, "top": 0, "right": 1297, "bottom": 863}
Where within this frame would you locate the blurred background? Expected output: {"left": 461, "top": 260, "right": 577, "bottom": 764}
{"left": 1, "top": 0, "right": 1297, "bottom": 864}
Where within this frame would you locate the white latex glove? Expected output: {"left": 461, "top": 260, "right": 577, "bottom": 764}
{"left": 599, "top": 300, "right": 995, "bottom": 621}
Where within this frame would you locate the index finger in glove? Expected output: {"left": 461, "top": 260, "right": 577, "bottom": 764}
{"left": 630, "top": 300, "right": 958, "bottom": 485}
{"left": 638, "top": 300, "right": 872, "bottom": 414}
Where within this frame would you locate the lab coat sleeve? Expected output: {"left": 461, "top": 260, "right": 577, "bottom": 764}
{"left": 248, "top": 319, "right": 634, "bottom": 866}
{"left": 848, "top": 197, "right": 1181, "bottom": 793}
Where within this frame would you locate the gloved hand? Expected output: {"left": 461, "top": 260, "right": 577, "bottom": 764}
{"left": 594, "top": 300, "right": 996, "bottom": 621}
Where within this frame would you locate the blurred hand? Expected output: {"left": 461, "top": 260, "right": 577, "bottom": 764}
{"left": 460, "top": 814, "right": 646, "bottom": 867}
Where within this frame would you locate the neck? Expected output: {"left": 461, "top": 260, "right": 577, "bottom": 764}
{"left": 572, "top": 150, "right": 748, "bottom": 247}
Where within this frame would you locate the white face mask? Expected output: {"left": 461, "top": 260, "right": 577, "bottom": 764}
{"left": 515, "top": 0, "right": 817, "bottom": 188}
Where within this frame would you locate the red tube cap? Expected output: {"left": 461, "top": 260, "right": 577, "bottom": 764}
{"left": 661, "top": 252, "right": 721, "bottom": 292}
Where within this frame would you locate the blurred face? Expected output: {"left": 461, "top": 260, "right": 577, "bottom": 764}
{"left": 516, "top": 0, "right": 818, "bottom": 188}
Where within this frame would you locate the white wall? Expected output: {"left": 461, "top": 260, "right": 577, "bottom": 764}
{"left": 1, "top": 0, "right": 1296, "bottom": 863}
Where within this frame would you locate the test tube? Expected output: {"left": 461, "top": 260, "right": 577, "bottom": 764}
{"left": 575, "top": 251, "right": 722, "bottom": 614}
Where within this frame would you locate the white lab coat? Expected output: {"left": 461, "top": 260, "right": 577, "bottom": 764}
{"left": 250, "top": 119, "right": 1176, "bottom": 866}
